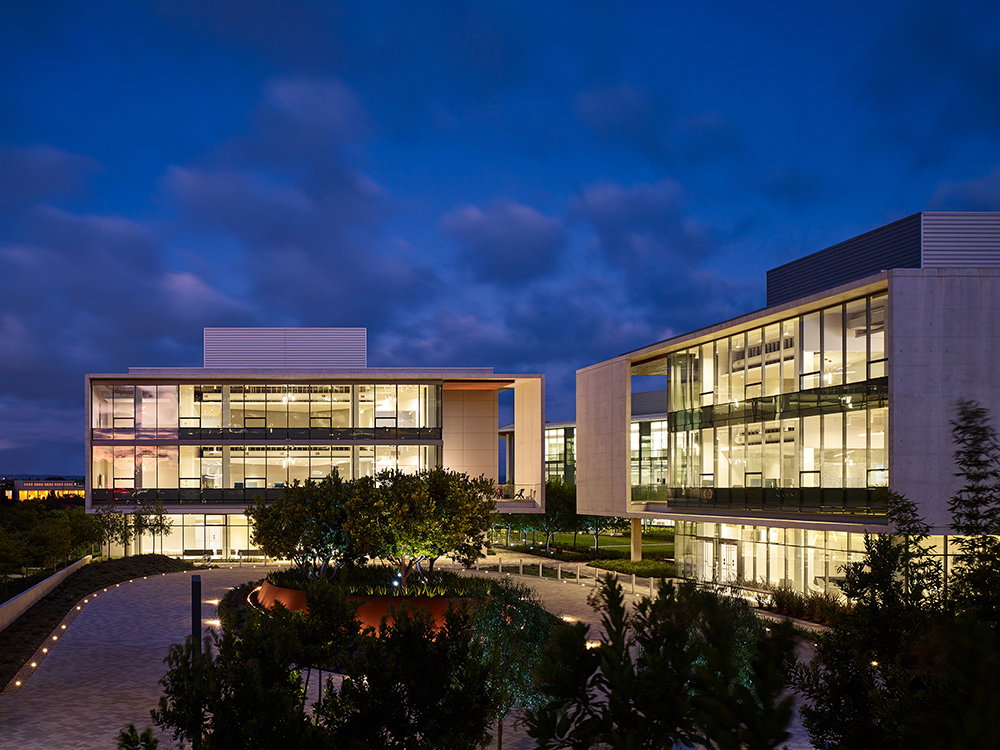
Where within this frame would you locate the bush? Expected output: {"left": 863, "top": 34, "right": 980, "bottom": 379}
{"left": 756, "top": 581, "right": 846, "bottom": 626}
{"left": 265, "top": 564, "right": 495, "bottom": 600}
{"left": 265, "top": 567, "right": 311, "bottom": 590}
{"left": 588, "top": 558, "right": 675, "bottom": 578}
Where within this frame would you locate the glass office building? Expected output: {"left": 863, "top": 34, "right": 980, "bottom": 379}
{"left": 577, "top": 213, "right": 1000, "bottom": 596}
{"left": 86, "top": 328, "right": 545, "bottom": 558}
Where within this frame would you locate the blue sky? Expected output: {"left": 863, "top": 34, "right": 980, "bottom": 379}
{"left": 2, "top": 0, "right": 1000, "bottom": 473}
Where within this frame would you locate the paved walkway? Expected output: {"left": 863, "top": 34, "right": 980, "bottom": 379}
{"left": 0, "top": 555, "right": 814, "bottom": 749}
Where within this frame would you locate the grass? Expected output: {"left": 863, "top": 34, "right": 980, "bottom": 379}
{"left": 0, "top": 554, "right": 197, "bottom": 688}
{"left": 493, "top": 532, "right": 674, "bottom": 563}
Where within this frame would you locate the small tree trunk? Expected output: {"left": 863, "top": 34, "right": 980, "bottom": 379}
{"left": 497, "top": 716, "right": 503, "bottom": 749}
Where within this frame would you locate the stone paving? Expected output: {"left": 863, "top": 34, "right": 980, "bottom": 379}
{"left": 0, "top": 553, "right": 815, "bottom": 749}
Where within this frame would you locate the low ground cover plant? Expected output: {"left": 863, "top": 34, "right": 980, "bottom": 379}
{"left": 587, "top": 558, "right": 675, "bottom": 579}
{"left": 263, "top": 563, "right": 490, "bottom": 599}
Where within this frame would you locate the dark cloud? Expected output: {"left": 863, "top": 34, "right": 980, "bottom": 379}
{"left": 0, "top": 207, "right": 251, "bottom": 398}
{"left": 929, "top": 166, "right": 1000, "bottom": 210}
{"left": 575, "top": 84, "right": 673, "bottom": 162}
{"left": 441, "top": 201, "right": 565, "bottom": 285}
{"left": 0, "top": 145, "right": 99, "bottom": 211}
{"left": 758, "top": 168, "right": 831, "bottom": 212}
{"left": 163, "top": 76, "right": 440, "bottom": 330}
{"left": 857, "top": 1, "right": 1000, "bottom": 165}
{"left": 246, "top": 78, "right": 371, "bottom": 167}
{"left": 575, "top": 179, "right": 713, "bottom": 268}
{"left": 0, "top": 397, "right": 82, "bottom": 474}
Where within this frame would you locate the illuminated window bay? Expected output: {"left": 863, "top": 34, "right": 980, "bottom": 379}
{"left": 633, "top": 292, "right": 889, "bottom": 515}
{"left": 91, "top": 381, "right": 444, "bottom": 505}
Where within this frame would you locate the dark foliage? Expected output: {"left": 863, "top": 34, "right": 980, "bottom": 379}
{"left": 525, "top": 576, "right": 795, "bottom": 749}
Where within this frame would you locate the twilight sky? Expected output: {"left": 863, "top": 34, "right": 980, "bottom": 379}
{"left": 3, "top": 0, "right": 1000, "bottom": 474}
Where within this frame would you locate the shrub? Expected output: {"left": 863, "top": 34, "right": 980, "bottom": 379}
{"left": 588, "top": 558, "right": 675, "bottom": 578}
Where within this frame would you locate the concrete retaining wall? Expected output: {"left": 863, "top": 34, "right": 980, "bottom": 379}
{"left": 0, "top": 556, "right": 92, "bottom": 632}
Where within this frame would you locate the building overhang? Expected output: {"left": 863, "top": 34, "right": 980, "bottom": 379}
{"left": 624, "top": 271, "right": 890, "bottom": 376}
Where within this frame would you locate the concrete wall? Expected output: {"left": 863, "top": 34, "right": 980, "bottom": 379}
{"left": 512, "top": 377, "right": 545, "bottom": 509}
{"left": 889, "top": 268, "right": 1000, "bottom": 531}
{"left": 442, "top": 389, "right": 499, "bottom": 482}
{"left": 0, "top": 556, "right": 92, "bottom": 632}
{"left": 576, "top": 358, "right": 631, "bottom": 516}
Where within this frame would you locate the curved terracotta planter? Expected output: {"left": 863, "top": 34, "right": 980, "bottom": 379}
{"left": 258, "top": 580, "right": 308, "bottom": 613}
{"left": 348, "top": 595, "right": 468, "bottom": 630}
{"left": 257, "top": 581, "right": 470, "bottom": 630}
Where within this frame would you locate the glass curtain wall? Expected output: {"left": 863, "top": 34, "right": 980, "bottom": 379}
{"left": 544, "top": 427, "right": 577, "bottom": 483}
{"left": 648, "top": 292, "right": 888, "bottom": 515}
{"left": 92, "top": 381, "right": 445, "bottom": 504}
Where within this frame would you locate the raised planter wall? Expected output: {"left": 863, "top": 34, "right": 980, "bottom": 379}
{"left": 0, "top": 556, "right": 92, "bottom": 632}
{"left": 257, "top": 581, "right": 468, "bottom": 629}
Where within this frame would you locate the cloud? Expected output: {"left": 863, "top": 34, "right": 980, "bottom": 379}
{"left": 0, "top": 207, "right": 252, "bottom": 397}
{"left": 0, "top": 396, "right": 83, "bottom": 474}
{"left": 441, "top": 201, "right": 565, "bottom": 285}
{"left": 856, "top": 1, "right": 1000, "bottom": 164}
{"left": 575, "top": 84, "right": 673, "bottom": 163}
{"left": 0, "top": 145, "right": 99, "bottom": 211}
{"left": 248, "top": 78, "right": 372, "bottom": 166}
{"left": 162, "top": 76, "right": 443, "bottom": 330}
{"left": 758, "top": 168, "right": 831, "bottom": 212}
{"left": 929, "top": 166, "right": 1000, "bottom": 211}
{"left": 575, "top": 179, "right": 711, "bottom": 267}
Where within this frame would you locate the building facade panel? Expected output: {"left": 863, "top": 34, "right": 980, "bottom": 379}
{"left": 576, "top": 358, "right": 630, "bottom": 516}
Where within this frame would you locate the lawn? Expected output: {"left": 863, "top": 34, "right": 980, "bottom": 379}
{"left": 492, "top": 530, "right": 674, "bottom": 561}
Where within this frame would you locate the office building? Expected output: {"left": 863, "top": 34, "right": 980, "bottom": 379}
{"left": 577, "top": 212, "right": 1000, "bottom": 594}
{"left": 86, "top": 328, "right": 544, "bottom": 557}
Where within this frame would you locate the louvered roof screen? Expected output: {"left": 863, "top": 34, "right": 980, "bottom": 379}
{"left": 203, "top": 328, "right": 367, "bottom": 368}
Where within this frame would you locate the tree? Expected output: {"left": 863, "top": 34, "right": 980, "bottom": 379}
{"left": 470, "top": 577, "right": 558, "bottom": 749}
{"left": 65, "top": 507, "right": 102, "bottom": 559}
{"left": 137, "top": 500, "right": 173, "bottom": 556}
{"left": 792, "top": 490, "right": 945, "bottom": 750}
{"left": 25, "top": 512, "right": 71, "bottom": 572}
{"left": 317, "top": 603, "right": 496, "bottom": 750}
{"left": 97, "top": 505, "right": 136, "bottom": 557}
{"left": 117, "top": 724, "right": 159, "bottom": 750}
{"left": 153, "top": 609, "right": 325, "bottom": 750}
{"left": 534, "top": 479, "right": 578, "bottom": 552}
{"left": 345, "top": 470, "right": 434, "bottom": 588}
{"left": 246, "top": 471, "right": 361, "bottom": 580}
{"left": 421, "top": 468, "right": 495, "bottom": 577}
{"left": 948, "top": 399, "right": 1000, "bottom": 624}
{"left": 0, "top": 526, "right": 25, "bottom": 596}
{"left": 525, "top": 576, "right": 795, "bottom": 750}
{"left": 581, "top": 514, "right": 630, "bottom": 551}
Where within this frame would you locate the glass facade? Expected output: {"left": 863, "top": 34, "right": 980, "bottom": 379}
{"left": 91, "top": 381, "right": 444, "bottom": 505}
{"left": 673, "top": 521, "right": 874, "bottom": 594}
{"left": 675, "top": 520, "right": 949, "bottom": 596}
{"left": 544, "top": 427, "right": 576, "bottom": 483}
{"left": 633, "top": 292, "right": 889, "bottom": 515}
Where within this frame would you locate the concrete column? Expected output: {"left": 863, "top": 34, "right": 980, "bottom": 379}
{"left": 631, "top": 517, "right": 642, "bottom": 562}
{"left": 505, "top": 436, "right": 514, "bottom": 484}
